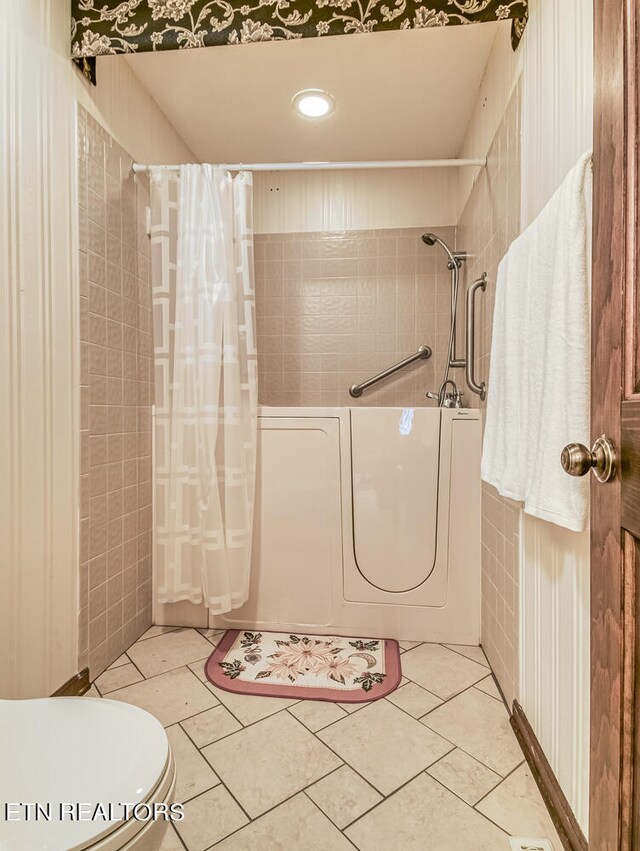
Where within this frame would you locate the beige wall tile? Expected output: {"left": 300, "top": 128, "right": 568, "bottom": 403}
{"left": 77, "top": 108, "right": 153, "bottom": 680}
{"left": 457, "top": 83, "right": 522, "bottom": 705}
{"left": 255, "top": 227, "right": 454, "bottom": 408}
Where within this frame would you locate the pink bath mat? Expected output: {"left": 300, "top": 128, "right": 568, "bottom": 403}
{"left": 205, "top": 630, "right": 401, "bottom": 702}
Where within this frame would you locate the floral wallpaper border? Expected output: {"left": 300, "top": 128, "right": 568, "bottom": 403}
{"left": 71, "top": 1, "right": 529, "bottom": 69}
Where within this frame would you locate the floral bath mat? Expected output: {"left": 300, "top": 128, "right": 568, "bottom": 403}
{"left": 205, "top": 630, "right": 401, "bottom": 702}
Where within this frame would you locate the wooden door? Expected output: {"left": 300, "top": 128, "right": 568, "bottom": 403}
{"left": 590, "top": 1, "right": 640, "bottom": 848}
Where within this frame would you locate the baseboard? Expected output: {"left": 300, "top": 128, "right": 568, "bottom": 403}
{"left": 510, "top": 700, "right": 587, "bottom": 851}
{"left": 51, "top": 667, "right": 91, "bottom": 696}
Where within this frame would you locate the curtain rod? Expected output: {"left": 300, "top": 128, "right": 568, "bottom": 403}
{"left": 132, "top": 158, "right": 486, "bottom": 174}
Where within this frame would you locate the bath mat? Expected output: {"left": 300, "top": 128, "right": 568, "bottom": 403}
{"left": 205, "top": 630, "right": 401, "bottom": 702}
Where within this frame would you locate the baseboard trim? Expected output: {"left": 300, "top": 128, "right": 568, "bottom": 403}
{"left": 510, "top": 700, "right": 587, "bottom": 851}
{"left": 51, "top": 668, "right": 91, "bottom": 696}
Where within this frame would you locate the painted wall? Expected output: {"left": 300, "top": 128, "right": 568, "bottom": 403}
{"left": 0, "top": 0, "right": 193, "bottom": 698}
{"left": 456, "top": 23, "right": 521, "bottom": 215}
{"left": 253, "top": 168, "right": 458, "bottom": 234}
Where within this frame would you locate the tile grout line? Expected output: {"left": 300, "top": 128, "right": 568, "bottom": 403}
{"left": 125, "top": 646, "right": 214, "bottom": 681}
{"left": 471, "top": 757, "right": 526, "bottom": 809}
{"left": 340, "top": 754, "right": 457, "bottom": 835}
{"left": 300, "top": 788, "right": 353, "bottom": 835}
{"left": 302, "top": 792, "right": 362, "bottom": 849}
{"left": 135, "top": 625, "right": 181, "bottom": 642}
{"left": 191, "top": 708, "right": 386, "bottom": 841}
{"left": 175, "top": 749, "right": 255, "bottom": 830}
{"left": 201, "top": 765, "right": 351, "bottom": 847}
{"left": 424, "top": 741, "right": 508, "bottom": 791}
{"left": 176, "top": 717, "right": 255, "bottom": 830}
{"left": 416, "top": 676, "right": 501, "bottom": 721}
{"left": 381, "top": 677, "right": 524, "bottom": 780}
{"left": 191, "top": 712, "right": 349, "bottom": 825}
{"left": 177, "top": 703, "right": 242, "bottom": 748}
{"left": 176, "top": 776, "right": 222, "bottom": 807}
{"left": 423, "top": 770, "right": 512, "bottom": 838}
{"left": 166, "top": 823, "right": 189, "bottom": 851}
{"left": 416, "top": 690, "right": 524, "bottom": 777}
{"left": 311, "top": 707, "right": 458, "bottom": 799}
{"left": 388, "top": 679, "right": 443, "bottom": 707}
{"left": 473, "top": 679, "right": 505, "bottom": 704}
{"left": 123, "top": 653, "right": 146, "bottom": 683}
{"left": 285, "top": 704, "right": 348, "bottom": 733}
{"left": 442, "top": 643, "right": 491, "bottom": 668}
{"left": 181, "top": 703, "right": 246, "bottom": 741}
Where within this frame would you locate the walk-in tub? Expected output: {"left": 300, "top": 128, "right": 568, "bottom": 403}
{"left": 211, "top": 406, "right": 481, "bottom": 644}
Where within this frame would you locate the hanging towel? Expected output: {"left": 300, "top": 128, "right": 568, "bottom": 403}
{"left": 481, "top": 151, "right": 592, "bottom": 532}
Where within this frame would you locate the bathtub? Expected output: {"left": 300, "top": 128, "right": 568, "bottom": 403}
{"left": 211, "top": 405, "right": 481, "bottom": 644}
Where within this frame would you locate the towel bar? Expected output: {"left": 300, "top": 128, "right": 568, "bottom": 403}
{"left": 465, "top": 273, "right": 487, "bottom": 400}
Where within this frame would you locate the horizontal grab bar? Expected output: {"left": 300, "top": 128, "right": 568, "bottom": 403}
{"left": 465, "top": 273, "right": 487, "bottom": 400}
{"left": 349, "top": 345, "right": 432, "bottom": 398}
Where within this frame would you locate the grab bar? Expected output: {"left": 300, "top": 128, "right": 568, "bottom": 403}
{"left": 349, "top": 345, "right": 432, "bottom": 398}
{"left": 465, "top": 273, "right": 487, "bottom": 400}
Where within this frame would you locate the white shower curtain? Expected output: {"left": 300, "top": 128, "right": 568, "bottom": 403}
{"left": 150, "top": 165, "right": 258, "bottom": 614}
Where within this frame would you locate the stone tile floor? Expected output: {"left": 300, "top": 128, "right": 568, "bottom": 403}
{"left": 88, "top": 627, "right": 562, "bottom": 850}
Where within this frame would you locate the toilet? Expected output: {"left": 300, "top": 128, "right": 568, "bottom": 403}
{"left": 0, "top": 697, "right": 176, "bottom": 850}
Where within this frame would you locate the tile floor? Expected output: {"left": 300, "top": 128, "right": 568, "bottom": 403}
{"left": 88, "top": 627, "right": 562, "bottom": 850}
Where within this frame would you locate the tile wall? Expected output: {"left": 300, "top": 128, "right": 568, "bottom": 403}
{"left": 254, "top": 227, "right": 456, "bottom": 408}
{"left": 77, "top": 106, "right": 153, "bottom": 678}
{"left": 457, "top": 82, "right": 523, "bottom": 706}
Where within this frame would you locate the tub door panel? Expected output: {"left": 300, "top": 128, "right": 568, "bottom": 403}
{"left": 216, "top": 416, "right": 342, "bottom": 629}
{"left": 350, "top": 408, "right": 441, "bottom": 592}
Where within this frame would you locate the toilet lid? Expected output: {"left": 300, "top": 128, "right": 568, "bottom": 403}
{"left": 0, "top": 697, "right": 169, "bottom": 849}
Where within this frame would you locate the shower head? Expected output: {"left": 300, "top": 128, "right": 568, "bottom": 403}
{"left": 421, "top": 232, "right": 463, "bottom": 269}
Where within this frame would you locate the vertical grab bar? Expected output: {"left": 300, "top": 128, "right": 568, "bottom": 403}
{"left": 465, "top": 273, "right": 487, "bottom": 400}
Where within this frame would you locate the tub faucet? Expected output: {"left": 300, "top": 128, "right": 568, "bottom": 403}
{"left": 426, "top": 379, "right": 464, "bottom": 408}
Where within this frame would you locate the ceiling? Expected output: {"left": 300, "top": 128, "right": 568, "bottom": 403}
{"left": 122, "top": 22, "right": 506, "bottom": 164}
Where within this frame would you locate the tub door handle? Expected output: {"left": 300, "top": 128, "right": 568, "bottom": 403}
{"left": 465, "top": 273, "right": 487, "bottom": 401}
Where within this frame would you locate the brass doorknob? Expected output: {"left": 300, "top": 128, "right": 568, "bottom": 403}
{"left": 560, "top": 436, "right": 616, "bottom": 483}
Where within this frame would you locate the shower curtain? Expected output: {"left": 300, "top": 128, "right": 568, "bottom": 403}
{"left": 150, "top": 165, "right": 258, "bottom": 615}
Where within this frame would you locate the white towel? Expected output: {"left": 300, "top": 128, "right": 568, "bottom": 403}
{"left": 481, "top": 151, "right": 592, "bottom": 532}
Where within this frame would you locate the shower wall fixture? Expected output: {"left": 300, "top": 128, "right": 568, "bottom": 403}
{"left": 349, "top": 345, "right": 432, "bottom": 399}
{"left": 466, "top": 273, "right": 487, "bottom": 400}
{"left": 421, "top": 232, "right": 487, "bottom": 404}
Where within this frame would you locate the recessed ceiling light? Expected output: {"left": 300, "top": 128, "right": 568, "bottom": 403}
{"left": 292, "top": 89, "right": 335, "bottom": 119}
